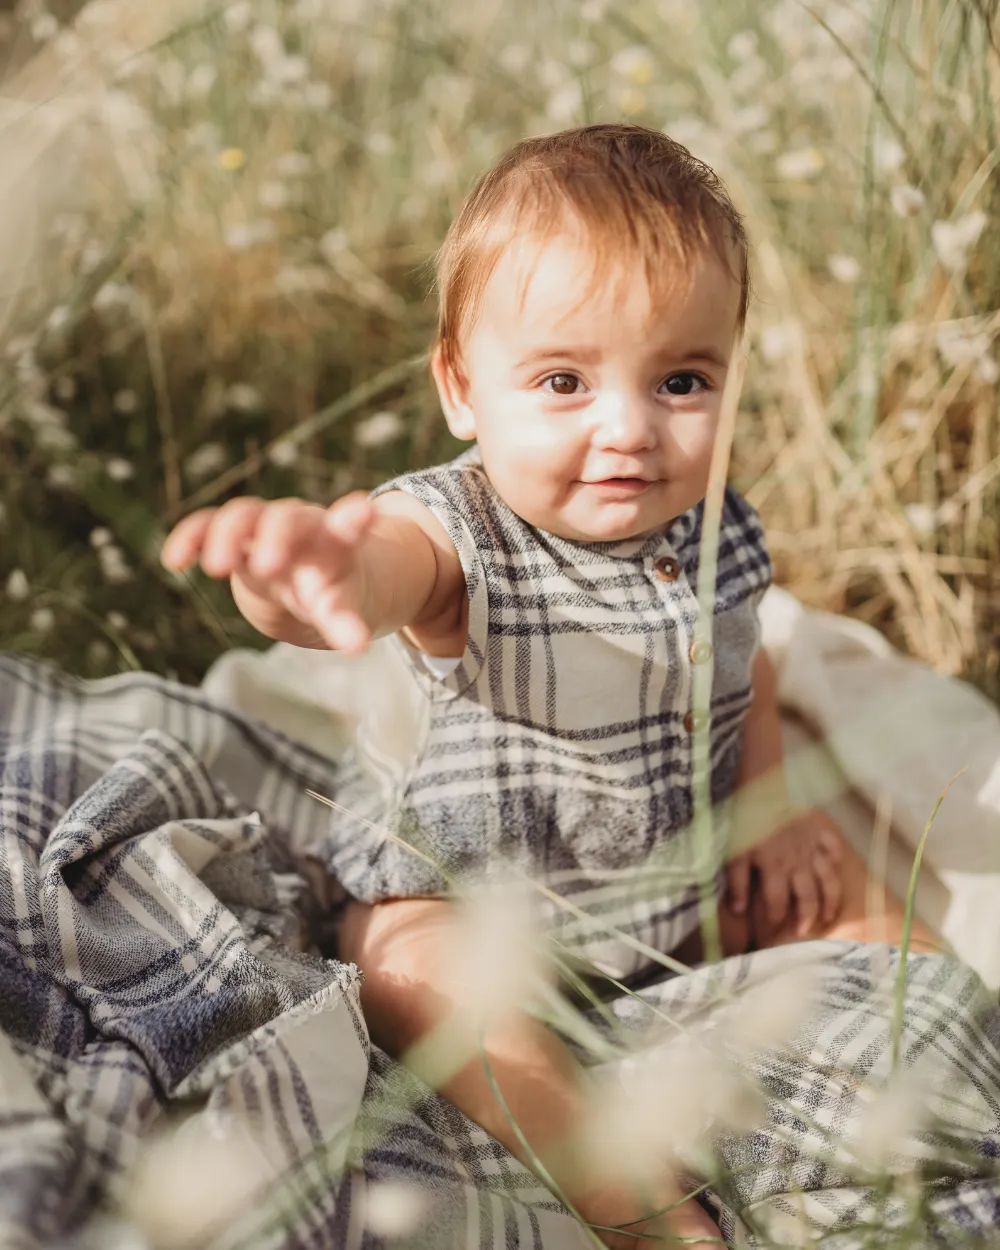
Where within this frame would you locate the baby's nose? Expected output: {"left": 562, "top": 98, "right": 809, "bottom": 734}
{"left": 593, "top": 396, "right": 657, "bottom": 451}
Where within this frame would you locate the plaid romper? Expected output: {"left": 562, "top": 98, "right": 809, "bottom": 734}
{"left": 327, "top": 448, "right": 772, "bottom": 976}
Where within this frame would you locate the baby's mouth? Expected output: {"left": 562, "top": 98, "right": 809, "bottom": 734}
{"left": 587, "top": 477, "right": 652, "bottom": 492}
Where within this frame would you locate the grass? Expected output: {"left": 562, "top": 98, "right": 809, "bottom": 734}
{"left": 0, "top": 0, "right": 996, "bottom": 700}
{"left": 1, "top": 3, "right": 999, "bottom": 1245}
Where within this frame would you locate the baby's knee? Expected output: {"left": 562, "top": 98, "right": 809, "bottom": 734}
{"left": 338, "top": 896, "right": 454, "bottom": 985}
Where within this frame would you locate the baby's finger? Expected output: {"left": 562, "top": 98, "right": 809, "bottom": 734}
{"left": 309, "top": 589, "right": 372, "bottom": 654}
{"left": 792, "top": 868, "right": 820, "bottom": 936}
{"left": 324, "top": 492, "right": 375, "bottom": 546}
{"left": 762, "top": 870, "right": 790, "bottom": 928}
{"left": 726, "top": 855, "right": 752, "bottom": 915}
{"left": 161, "top": 509, "right": 216, "bottom": 571}
{"left": 814, "top": 849, "right": 844, "bottom": 924}
{"left": 199, "top": 497, "right": 268, "bottom": 578}
{"left": 246, "top": 499, "right": 319, "bottom": 581}
{"left": 817, "top": 824, "right": 844, "bottom": 862}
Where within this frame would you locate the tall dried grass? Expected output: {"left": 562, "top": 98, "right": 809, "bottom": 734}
{"left": 0, "top": 0, "right": 996, "bottom": 695}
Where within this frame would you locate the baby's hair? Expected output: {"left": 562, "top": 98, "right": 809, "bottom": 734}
{"left": 434, "top": 123, "right": 749, "bottom": 373}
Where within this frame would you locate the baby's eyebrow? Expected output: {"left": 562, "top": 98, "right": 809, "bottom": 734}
{"left": 514, "top": 345, "right": 729, "bottom": 370}
{"left": 514, "top": 345, "right": 603, "bottom": 369}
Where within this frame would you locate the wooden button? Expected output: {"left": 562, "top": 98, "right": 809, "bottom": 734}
{"left": 654, "top": 555, "right": 680, "bottom": 582}
{"left": 689, "top": 640, "right": 713, "bottom": 665}
{"left": 684, "top": 709, "right": 708, "bottom": 734}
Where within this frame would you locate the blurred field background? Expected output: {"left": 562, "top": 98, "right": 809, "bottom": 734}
{"left": 0, "top": 0, "right": 997, "bottom": 698}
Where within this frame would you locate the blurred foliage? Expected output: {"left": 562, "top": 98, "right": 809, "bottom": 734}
{"left": 0, "top": 0, "right": 997, "bottom": 697}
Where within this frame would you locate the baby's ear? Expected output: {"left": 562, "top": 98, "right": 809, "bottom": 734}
{"left": 431, "top": 344, "right": 476, "bottom": 441}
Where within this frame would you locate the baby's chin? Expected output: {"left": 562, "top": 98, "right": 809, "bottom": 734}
{"left": 523, "top": 504, "right": 676, "bottom": 544}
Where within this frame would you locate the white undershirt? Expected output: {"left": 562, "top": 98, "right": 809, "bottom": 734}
{"left": 419, "top": 653, "right": 462, "bottom": 680}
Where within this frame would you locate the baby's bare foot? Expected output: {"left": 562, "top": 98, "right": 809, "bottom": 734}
{"left": 576, "top": 1187, "right": 719, "bottom": 1249}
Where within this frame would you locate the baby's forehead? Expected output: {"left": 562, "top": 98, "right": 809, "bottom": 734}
{"left": 480, "top": 227, "right": 736, "bottom": 330}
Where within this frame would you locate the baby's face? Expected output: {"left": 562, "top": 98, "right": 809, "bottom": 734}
{"left": 437, "top": 229, "right": 742, "bottom": 543}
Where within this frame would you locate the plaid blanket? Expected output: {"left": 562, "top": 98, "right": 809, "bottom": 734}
{"left": 2, "top": 654, "right": 999, "bottom": 1249}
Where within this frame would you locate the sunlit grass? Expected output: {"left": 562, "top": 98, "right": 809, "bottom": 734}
{"left": 0, "top": 0, "right": 996, "bottom": 697}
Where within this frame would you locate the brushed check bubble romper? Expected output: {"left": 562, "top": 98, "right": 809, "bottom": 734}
{"left": 326, "top": 447, "right": 772, "bottom": 977}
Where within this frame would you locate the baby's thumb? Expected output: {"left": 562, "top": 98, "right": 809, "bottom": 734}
{"left": 325, "top": 492, "right": 374, "bottom": 545}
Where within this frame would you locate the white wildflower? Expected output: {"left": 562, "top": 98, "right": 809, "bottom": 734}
{"left": 364, "top": 1182, "right": 430, "bottom": 1239}
{"left": 6, "top": 570, "right": 29, "bottom": 602}
{"left": 729, "top": 103, "right": 770, "bottom": 135}
{"left": 93, "top": 282, "right": 138, "bottom": 314}
{"left": 100, "top": 90, "right": 151, "bottom": 137}
{"left": 30, "top": 12, "right": 59, "bottom": 41}
{"left": 853, "top": 1069, "right": 928, "bottom": 1172}
{"left": 725, "top": 964, "right": 821, "bottom": 1054}
{"left": 226, "top": 383, "right": 262, "bottom": 412}
{"left": 112, "top": 389, "right": 138, "bottom": 415}
{"left": 611, "top": 46, "right": 655, "bottom": 85}
{"left": 498, "top": 44, "right": 530, "bottom": 73}
{"left": 125, "top": 1119, "right": 270, "bottom": 1248}
{"left": 185, "top": 443, "right": 227, "bottom": 480}
{"left": 727, "top": 30, "right": 758, "bottom": 61}
{"left": 88, "top": 640, "right": 112, "bottom": 666}
{"left": 267, "top": 54, "right": 309, "bottom": 86}
{"left": 828, "top": 254, "right": 861, "bottom": 285}
{"left": 729, "top": 54, "right": 767, "bottom": 95}
{"left": 54, "top": 376, "right": 76, "bottom": 402}
{"left": 904, "top": 503, "right": 936, "bottom": 537}
{"left": 547, "top": 81, "right": 583, "bottom": 125}
{"left": 89, "top": 527, "right": 114, "bottom": 549}
{"left": 248, "top": 79, "right": 280, "bottom": 109}
{"left": 890, "top": 184, "right": 925, "bottom": 218}
{"left": 302, "top": 81, "right": 332, "bottom": 110}
{"left": 223, "top": 0, "right": 252, "bottom": 32}
{"left": 567, "top": 40, "right": 596, "bottom": 68}
{"left": 366, "top": 131, "right": 395, "bottom": 157}
{"left": 354, "top": 411, "right": 404, "bottom": 449}
{"left": 582, "top": 1033, "right": 761, "bottom": 1185}
{"left": 250, "top": 24, "right": 284, "bottom": 66}
{"left": 275, "top": 265, "right": 330, "bottom": 295}
{"left": 749, "top": 130, "right": 778, "bottom": 155}
{"left": 318, "top": 227, "right": 350, "bottom": 260}
{"left": 271, "top": 151, "right": 311, "bottom": 178}
{"left": 268, "top": 440, "right": 299, "bottom": 468}
{"left": 874, "top": 136, "right": 905, "bottom": 173}
{"left": 47, "top": 464, "right": 76, "bottom": 490}
{"left": 935, "top": 322, "right": 993, "bottom": 369}
{"left": 187, "top": 64, "right": 217, "bottom": 99}
{"left": 931, "top": 211, "right": 987, "bottom": 273}
{"left": 899, "top": 409, "right": 922, "bottom": 432}
{"left": 4, "top": 335, "right": 33, "bottom": 360}
{"left": 106, "top": 611, "right": 128, "bottom": 632}
{"left": 47, "top": 306, "right": 69, "bottom": 332}
{"left": 760, "top": 323, "right": 796, "bottom": 363}
{"left": 30, "top": 607, "right": 55, "bottom": 634}
{"left": 579, "top": 0, "right": 607, "bottom": 20}
{"left": 258, "top": 181, "right": 292, "bottom": 211}
{"left": 447, "top": 878, "right": 544, "bottom": 1026}
{"left": 98, "top": 545, "right": 132, "bottom": 584}
{"left": 106, "top": 458, "right": 134, "bottom": 482}
{"left": 158, "top": 57, "right": 186, "bottom": 107}
{"left": 224, "top": 220, "right": 276, "bottom": 252}
{"left": 776, "top": 146, "right": 825, "bottom": 181}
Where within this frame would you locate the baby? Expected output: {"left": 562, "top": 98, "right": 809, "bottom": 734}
{"left": 163, "top": 124, "right": 845, "bottom": 1245}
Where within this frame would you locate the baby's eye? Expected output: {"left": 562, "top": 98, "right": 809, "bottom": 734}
{"left": 542, "top": 373, "right": 584, "bottom": 396}
{"left": 660, "top": 372, "right": 708, "bottom": 396}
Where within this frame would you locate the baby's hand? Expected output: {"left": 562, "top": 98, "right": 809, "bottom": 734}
{"left": 160, "top": 493, "right": 377, "bottom": 653}
{"left": 726, "top": 808, "right": 844, "bottom": 937}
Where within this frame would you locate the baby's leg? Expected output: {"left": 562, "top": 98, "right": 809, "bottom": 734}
{"left": 338, "top": 896, "right": 718, "bottom": 1247}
